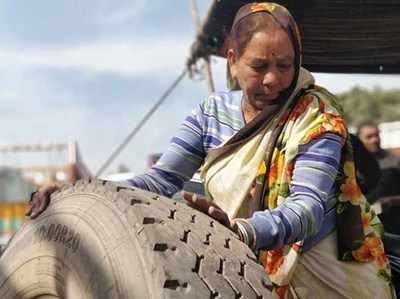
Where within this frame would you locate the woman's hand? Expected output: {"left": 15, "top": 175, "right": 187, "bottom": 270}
{"left": 25, "top": 184, "right": 60, "bottom": 219}
{"left": 182, "top": 191, "right": 237, "bottom": 233}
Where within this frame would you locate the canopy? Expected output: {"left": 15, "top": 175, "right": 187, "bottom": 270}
{"left": 188, "top": 0, "right": 400, "bottom": 74}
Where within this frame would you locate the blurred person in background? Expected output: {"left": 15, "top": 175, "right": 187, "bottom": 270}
{"left": 357, "top": 120, "right": 400, "bottom": 236}
{"left": 350, "top": 133, "right": 381, "bottom": 195}
{"left": 357, "top": 121, "right": 400, "bottom": 171}
{"left": 357, "top": 121, "right": 400, "bottom": 202}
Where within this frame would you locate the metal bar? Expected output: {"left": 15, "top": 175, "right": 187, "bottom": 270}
{"left": 95, "top": 69, "right": 188, "bottom": 177}
{"left": 190, "top": 0, "right": 215, "bottom": 93}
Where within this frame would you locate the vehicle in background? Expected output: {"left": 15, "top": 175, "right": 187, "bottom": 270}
{"left": 0, "top": 141, "right": 91, "bottom": 251}
{"left": 103, "top": 153, "right": 205, "bottom": 198}
{"left": 0, "top": 167, "right": 34, "bottom": 251}
{"left": 102, "top": 171, "right": 205, "bottom": 197}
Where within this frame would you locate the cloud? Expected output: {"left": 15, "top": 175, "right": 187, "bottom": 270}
{"left": 0, "top": 36, "right": 192, "bottom": 77}
{"left": 0, "top": 57, "right": 207, "bottom": 174}
{"left": 0, "top": 0, "right": 212, "bottom": 175}
{"left": 95, "top": 1, "right": 149, "bottom": 25}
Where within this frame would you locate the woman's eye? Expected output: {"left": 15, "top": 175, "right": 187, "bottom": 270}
{"left": 278, "top": 63, "right": 293, "bottom": 70}
{"left": 251, "top": 64, "right": 267, "bottom": 71}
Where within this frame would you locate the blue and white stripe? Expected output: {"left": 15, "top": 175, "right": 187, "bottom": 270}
{"left": 128, "top": 90, "right": 344, "bottom": 252}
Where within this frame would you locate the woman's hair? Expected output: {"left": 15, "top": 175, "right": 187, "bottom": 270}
{"left": 228, "top": 11, "right": 283, "bottom": 57}
{"left": 225, "top": 3, "right": 301, "bottom": 91}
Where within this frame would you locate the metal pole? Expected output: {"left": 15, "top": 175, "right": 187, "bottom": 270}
{"left": 95, "top": 69, "right": 187, "bottom": 177}
{"left": 190, "top": 0, "right": 215, "bottom": 94}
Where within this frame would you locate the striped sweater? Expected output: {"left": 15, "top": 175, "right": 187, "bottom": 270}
{"left": 128, "top": 90, "right": 343, "bottom": 251}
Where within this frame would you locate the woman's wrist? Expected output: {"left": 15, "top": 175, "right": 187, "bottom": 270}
{"left": 231, "top": 218, "right": 257, "bottom": 250}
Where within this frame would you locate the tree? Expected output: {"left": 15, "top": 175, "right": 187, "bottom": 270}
{"left": 336, "top": 87, "right": 400, "bottom": 126}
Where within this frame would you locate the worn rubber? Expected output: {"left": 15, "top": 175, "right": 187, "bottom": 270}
{"left": 0, "top": 179, "right": 275, "bottom": 299}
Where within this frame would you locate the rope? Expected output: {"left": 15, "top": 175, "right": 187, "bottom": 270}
{"left": 95, "top": 69, "right": 188, "bottom": 177}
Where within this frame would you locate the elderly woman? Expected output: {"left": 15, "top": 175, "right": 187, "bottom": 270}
{"left": 28, "top": 2, "right": 394, "bottom": 298}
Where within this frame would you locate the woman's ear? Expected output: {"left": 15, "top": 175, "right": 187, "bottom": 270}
{"left": 227, "top": 49, "right": 238, "bottom": 79}
{"left": 226, "top": 49, "right": 241, "bottom": 90}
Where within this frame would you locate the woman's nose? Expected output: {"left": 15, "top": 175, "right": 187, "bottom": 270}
{"left": 262, "top": 68, "right": 279, "bottom": 87}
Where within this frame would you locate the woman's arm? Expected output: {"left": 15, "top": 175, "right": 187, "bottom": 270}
{"left": 245, "top": 133, "right": 344, "bottom": 250}
{"left": 127, "top": 107, "right": 206, "bottom": 197}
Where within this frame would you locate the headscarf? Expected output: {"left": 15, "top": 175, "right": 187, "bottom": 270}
{"left": 227, "top": 2, "right": 302, "bottom": 98}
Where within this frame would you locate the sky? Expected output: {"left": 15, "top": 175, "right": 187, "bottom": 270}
{"left": 1, "top": 0, "right": 399, "bottom": 176}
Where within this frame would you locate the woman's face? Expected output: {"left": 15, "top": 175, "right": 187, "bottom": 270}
{"left": 228, "top": 28, "right": 295, "bottom": 112}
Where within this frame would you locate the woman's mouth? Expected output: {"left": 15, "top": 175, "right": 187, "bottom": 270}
{"left": 255, "top": 93, "right": 279, "bottom": 101}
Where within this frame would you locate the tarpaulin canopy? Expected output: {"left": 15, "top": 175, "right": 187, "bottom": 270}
{"left": 188, "top": 0, "right": 400, "bottom": 74}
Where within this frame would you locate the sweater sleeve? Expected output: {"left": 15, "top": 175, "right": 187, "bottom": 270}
{"left": 248, "top": 133, "right": 344, "bottom": 250}
{"left": 126, "top": 105, "right": 206, "bottom": 197}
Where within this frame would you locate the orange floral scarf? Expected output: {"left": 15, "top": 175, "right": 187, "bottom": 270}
{"left": 253, "top": 85, "right": 392, "bottom": 297}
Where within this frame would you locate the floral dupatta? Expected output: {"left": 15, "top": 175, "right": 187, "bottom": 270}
{"left": 254, "top": 86, "right": 391, "bottom": 294}
{"left": 202, "top": 83, "right": 391, "bottom": 295}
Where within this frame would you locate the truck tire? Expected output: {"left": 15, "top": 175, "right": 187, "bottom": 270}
{"left": 0, "top": 180, "right": 275, "bottom": 299}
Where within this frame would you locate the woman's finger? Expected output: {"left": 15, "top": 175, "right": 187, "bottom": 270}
{"left": 183, "top": 192, "right": 233, "bottom": 230}
{"left": 26, "top": 194, "right": 41, "bottom": 218}
{"left": 28, "top": 185, "right": 58, "bottom": 219}
{"left": 25, "top": 202, "right": 34, "bottom": 217}
{"left": 25, "top": 191, "right": 38, "bottom": 217}
{"left": 182, "top": 191, "right": 194, "bottom": 204}
{"left": 208, "top": 206, "right": 230, "bottom": 227}
{"left": 25, "top": 203, "right": 33, "bottom": 217}
{"left": 182, "top": 192, "right": 210, "bottom": 213}
{"left": 182, "top": 191, "right": 224, "bottom": 210}
{"left": 30, "top": 196, "right": 46, "bottom": 219}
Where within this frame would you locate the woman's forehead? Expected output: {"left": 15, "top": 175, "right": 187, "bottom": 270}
{"left": 242, "top": 30, "right": 294, "bottom": 57}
